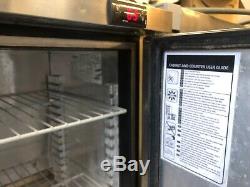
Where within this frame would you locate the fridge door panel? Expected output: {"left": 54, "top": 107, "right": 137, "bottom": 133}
{"left": 160, "top": 51, "right": 241, "bottom": 187}
{"left": 143, "top": 30, "right": 250, "bottom": 187}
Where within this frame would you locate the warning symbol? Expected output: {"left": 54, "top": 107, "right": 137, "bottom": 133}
{"left": 167, "top": 89, "right": 178, "bottom": 103}
{"left": 167, "top": 70, "right": 179, "bottom": 85}
{"left": 165, "top": 122, "right": 176, "bottom": 137}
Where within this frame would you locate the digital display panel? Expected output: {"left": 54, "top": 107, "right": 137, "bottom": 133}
{"left": 125, "top": 8, "right": 139, "bottom": 22}
{"left": 111, "top": 0, "right": 147, "bottom": 28}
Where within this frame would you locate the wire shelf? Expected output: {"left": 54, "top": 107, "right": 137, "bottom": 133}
{"left": 0, "top": 91, "right": 126, "bottom": 146}
{"left": 0, "top": 159, "right": 106, "bottom": 187}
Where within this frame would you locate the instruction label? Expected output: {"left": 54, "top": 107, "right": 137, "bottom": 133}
{"left": 161, "top": 52, "right": 240, "bottom": 186}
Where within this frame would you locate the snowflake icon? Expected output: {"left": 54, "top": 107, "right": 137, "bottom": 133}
{"left": 167, "top": 89, "right": 178, "bottom": 103}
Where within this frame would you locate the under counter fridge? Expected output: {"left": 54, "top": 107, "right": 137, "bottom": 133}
{"left": 142, "top": 29, "right": 250, "bottom": 187}
{"left": 0, "top": 34, "right": 139, "bottom": 187}
{"left": 0, "top": 0, "right": 174, "bottom": 186}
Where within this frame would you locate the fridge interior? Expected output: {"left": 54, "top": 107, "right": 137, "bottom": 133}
{"left": 0, "top": 49, "right": 126, "bottom": 187}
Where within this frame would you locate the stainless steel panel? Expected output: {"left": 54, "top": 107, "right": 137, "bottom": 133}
{"left": 154, "top": 3, "right": 241, "bottom": 33}
{"left": 0, "top": 50, "right": 50, "bottom": 172}
{"left": 0, "top": 36, "right": 135, "bottom": 49}
{"left": 159, "top": 49, "right": 250, "bottom": 187}
{"left": 179, "top": 8, "right": 242, "bottom": 33}
{"left": 0, "top": 0, "right": 173, "bottom": 33}
{"left": 0, "top": 136, "right": 48, "bottom": 171}
{"left": 146, "top": 6, "right": 172, "bottom": 33}
{"left": 227, "top": 49, "right": 250, "bottom": 187}
{"left": 0, "top": 0, "right": 108, "bottom": 25}
{"left": 0, "top": 50, "right": 49, "bottom": 95}
{"left": 0, "top": 0, "right": 241, "bottom": 34}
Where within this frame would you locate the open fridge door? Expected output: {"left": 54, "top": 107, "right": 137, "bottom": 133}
{"left": 142, "top": 29, "right": 250, "bottom": 187}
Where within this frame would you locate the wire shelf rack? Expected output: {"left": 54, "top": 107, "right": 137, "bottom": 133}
{"left": 0, "top": 91, "right": 126, "bottom": 146}
{"left": 0, "top": 158, "right": 106, "bottom": 187}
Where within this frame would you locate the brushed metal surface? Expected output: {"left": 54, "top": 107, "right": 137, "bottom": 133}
{"left": 179, "top": 8, "right": 242, "bottom": 32}
{"left": 0, "top": 0, "right": 108, "bottom": 25}
{"left": 0, "top": 0, "right": 241, "bottom": 34}
{"left": 0, "top": 36, "right": 135, "bottom": 49}
{"left": 146, "top": 6, "right": 172, "bottom": 33}
{"left": 0, "top": 0, "right": 173, "bottom": 33}
{"left": 156, "top": 3, "right": 243, "bottom": 33}
{"left": 154, "top": 3, "right": 241, "bottom": 33}
{"left": 0, "top": 50, "right": 49, "bottom": 95}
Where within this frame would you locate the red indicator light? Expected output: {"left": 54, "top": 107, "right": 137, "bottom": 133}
{"left": 126, "top": 8, "right": 139, "bottom": 23}
{"left": 133, "top": 9, "right": 139, "bottom": 22}
{"left": 126, "top": 8, "right": 133, "bottom": 21}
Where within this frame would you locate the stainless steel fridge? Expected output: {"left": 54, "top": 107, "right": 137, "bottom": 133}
{"left": 0, "top": 1, "right": 147, "bottom": 186}
{"left": 0, "top": 1, "right": 244, "bottom": 187}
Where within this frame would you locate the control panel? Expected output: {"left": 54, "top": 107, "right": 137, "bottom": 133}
{"left": 110, "top": 0, "right": 147, "bottom": 28}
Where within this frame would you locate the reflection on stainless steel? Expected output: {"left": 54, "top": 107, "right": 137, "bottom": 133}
{"left": 0, "top": 0, "right": 108, "bottom": 25}
{"left": 0, "top": 51, "right": 15, "bottom": 95}
{"left": 0, "top": 36, "right": 135, "bottom": 49}
{"left": 0, "top": 0, "right": 240, "bottom": 34}
{"left": 146, "top": 6, "right": 172, "bottom": 33}
{"left": 179, "top": 8, "right": 242, "bottom": 32}
{"left": 0, "top": 0, "right": 173, "bottom": 33}
{"left": 155, "top": 3, "right": 242, "bottom": 32}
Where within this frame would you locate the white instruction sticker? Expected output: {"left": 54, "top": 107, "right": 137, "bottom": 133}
{"left": 161, "top": 52, "right": 240, "bottom": 187}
